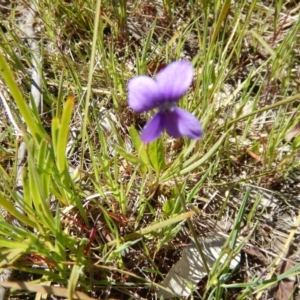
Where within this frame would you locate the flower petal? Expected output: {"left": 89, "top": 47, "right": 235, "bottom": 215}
{"left": 141, "top": 112, "right": 164, "bottom": 143}
{"left": 128, "top": 76, "right": 162, "bottom": 112}
{"left": 164, "top": 107, "right": 203, "bottom": 139}
{"left": 155, "top": 61, "right": 194, "bottom": 103}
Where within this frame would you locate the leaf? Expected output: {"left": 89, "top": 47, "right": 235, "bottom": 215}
{"left": 179, "top": 130, "right": 228, "bottom": 175}
{"left": 250, "top": 29, "right": 276, "bottom": 58}
{"left": 0, "top": 51, "right": 46, "bottom": 143}
{"left": 0, "top": 192, "right": 36, "bottom": 228}
{"left": 284, "top": 122, "right": 300, "bottom": 142}
{"left": 162, "top": 199, "right": 176, "bottom": 216}
{"left": 68, "top": 265, "right": 85, "bottom": 300}
{"left": 148, "top": 137, "right": 165, "bottom": 174}
{"left": 0, "top": 248, "right": 26, "bottom": 268}
{"left": 272, "top": 281, "right": 295, "bottom": 300}
{"left": 114, "top": 145, "right": 138, "bottom": 164}
{"left": 37, "top": 139, "right": 53, "bottom": 199}
{"left": 157, "top": 236, "right": 241, "bottom": 299}
{"left": 104, "top": 211, "right": 195, "bottom": 247}
{"left": 115, "top": 144, "right": 148, "bottom": 174}
{"left": 51, "top": 117, "right": 60, "bottom": 157}
{"left": 247, "top": 150, "right": 261, "bottom": 163}
{"left": 106, "top": 238, "right": 142, "bottom": 262}
{"left": 292, "top": 134, "right": 300, "bottom": 149}
{"left": 57, "top": 95, "right": 74, "bottom": 174}
{"left": 129, "top": 125, "right": 149, "bottom": 165}
{"left": 27, "top": 140, "right": 55, "bottom": 233}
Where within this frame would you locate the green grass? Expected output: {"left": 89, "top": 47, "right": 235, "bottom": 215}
{"left": 0, "top": 0, "right": 300, "bottom": 299}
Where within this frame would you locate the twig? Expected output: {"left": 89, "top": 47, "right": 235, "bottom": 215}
{"left": 23, "top": 0, "right": 42, "bottom": 111}
{"left": 0, "top": 270, "right": 12, "bottom": 300}
{"left": 0, "top": 90, "right": 22, "bottom": 136}
{"left": 13, "top": 0, "right": 43, "bottom": 193}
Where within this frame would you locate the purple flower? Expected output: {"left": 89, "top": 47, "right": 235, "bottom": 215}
{"left": 128, "top": 61, "right": 203, "bottom": 143}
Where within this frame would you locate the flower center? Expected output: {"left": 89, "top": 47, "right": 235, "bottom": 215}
{"left": 159, "top": 102, "right": 175, "bottom": 112}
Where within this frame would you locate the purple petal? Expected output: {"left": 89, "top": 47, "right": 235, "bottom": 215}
{"left": 155, "top": 61, "right": 194, "bottom": 103}
{"left": 128, "top": 76, "right": 162, "bottom": 112}
{"left": 163, "top": 107, "right": 203, "bottom": 139}
{"left": 141, "top": 112, "right": 164, "bottom": 143}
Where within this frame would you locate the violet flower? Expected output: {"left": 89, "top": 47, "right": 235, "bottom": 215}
{"left": 128, "top": 61, "right": 203, "bottom": 143}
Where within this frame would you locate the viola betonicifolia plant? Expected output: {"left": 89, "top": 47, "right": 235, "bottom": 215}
{"left": 128, "top": 61, "right": 203, "bottom": 143}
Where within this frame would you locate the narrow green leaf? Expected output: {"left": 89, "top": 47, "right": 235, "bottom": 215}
{"left": 106, "top": 238, "right": 142, "bottom": 262}
{"left": 115, "top": 145, "right": 138, "bottom": 164}
{"left": 22, "top": 167, "right": 33, "bottom": 218}
{"left": 250, "top": 29, "right": 276, "bottom": 57}
{"left": 0, "top": 239, "right": 30, "bottom": 250}
{"left": 0, "top": 248, "right": 26, "bottom": 267}
{"left": 51, "top": 117, "right": 60, "bottom": 158}
{"left": 228, "top": 188, "right": 249, "bottom": 250}
{"left": 161, "top": 131, "right": 229, "bottom": 180}
{"left": 37, "top": 139, "right": 53, "bottom": 198}
{"left": 162, "top": 199, "right": 175, "bottom": 216}
{"left": 148, "top": 138, "right": 165, "bottom": 174}
{"left": 38, "top": 139, "right": 48, "bottom": 172}
{"left": 103, "top": 211, "right": 195, "bottom": 247}
{"left": 292, "top": 134, "right": 300, "bottom": 149}
{"left": 0, "top": 51, "right": 45, "bottom": 143}
{"left": 208, "top": 0, "right": 231, "bottom": 54}
{"left": 27, "top": 140, "right": 55, "bottom": 233}
{"left": 0, "top": 192, "right": 36, "bottom": 228}
{"left": 57, "top": 95, "right": 74, "bottom": 174}
{"left": 68, "top": 265, "right": 84, "bottom": 300}
{"left": 129, "top": 125, "right": 149, "bottom": 165}
{"left": 141, "top": 19, "right": 157, "bottom": 65}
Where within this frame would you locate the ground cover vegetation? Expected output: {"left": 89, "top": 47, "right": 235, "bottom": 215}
{"left": 0, "top": 0, "right": 300, "bottom": 299}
